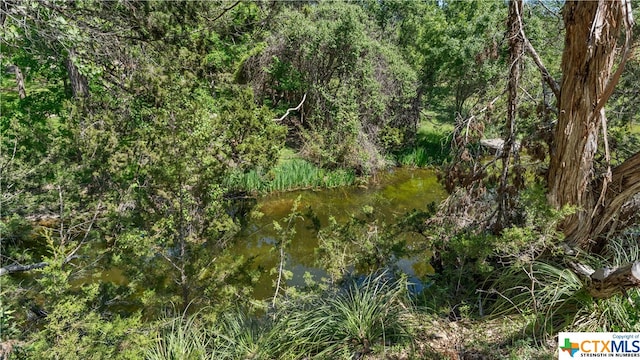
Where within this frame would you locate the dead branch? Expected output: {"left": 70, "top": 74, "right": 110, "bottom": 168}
{"left": 456, "top": 93, "right": 503, "bottom": 145}
{"left": 523, "top": 39, "right": 560, "bottom": 99}
{"left": 569, "top": 259, "right": 640, "bottom": 300}
{"left": 273, "top": 93, "right": 306, "bottom": 122}
{"left": 0, "top": 255, "right": 79, "bottom": 277}
{"left": 587, "top": 261, "right": 640, "bottom": 299}
{"left": 0, "top": 262, "right": 48, "bottom": 276}
{"left": 211, "top": 1, "right": 241, "bottom": 23}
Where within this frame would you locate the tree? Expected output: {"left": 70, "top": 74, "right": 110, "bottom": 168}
{"left": 239, "top": 2, "right": 418, "bottom": 173}
{"left": 495, "top": 0, "right": 524, "bottom": 229}
{"left": 546, "top": 0, "right": 638, "bottom": 251}
{"left": 463, "top": 0, "right": 638, "bottom": 251}
{"left": 1, "top": 2, "right": 285, "bottom": 349}
{"left": 495, "top": 0, "right": 640, "bottom": 298}
{"left": 113, "top": 85, "right": 285, "bottom": 312}
{"left": 439, "top": 0, "right": 640, "bottom": 301}
{"left": 0, "top": 1, "right": 97, "bottom": 99}
{"left": 5, "top": 65, "right": 26, "bottom": 99}
{"left": 367, "top": 0, "right": 508, "bottom": 119}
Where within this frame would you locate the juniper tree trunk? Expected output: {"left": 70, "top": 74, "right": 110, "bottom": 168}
{"left": 65, "top": 48, "right": 89, "bottom": 98}
{"left": 589, "top": 152, "right": 640, "bottom": 251}
{"left": 496, "top": 0, "right": 523, "bottom": 230}
{"left": 547, "top": 0, "right": 638, "bottom": 250}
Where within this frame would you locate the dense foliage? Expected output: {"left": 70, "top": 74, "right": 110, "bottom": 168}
{"left": 240, "top": 2, "right": 418, "bottom": 173}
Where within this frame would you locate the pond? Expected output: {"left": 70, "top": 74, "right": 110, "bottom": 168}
{"left": 229, "top": 167, "right": 447, "bottom": 299}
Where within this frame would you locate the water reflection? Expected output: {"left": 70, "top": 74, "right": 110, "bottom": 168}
{"left": 230, "top": 167, "right": 446, "bottom": 299}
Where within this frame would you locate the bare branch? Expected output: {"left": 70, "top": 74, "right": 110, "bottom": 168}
{"left": 156, "top": 246, "right": 183, "bottom": 274}
{"left": 0, "top": 138, "right": 18, "bottom": 173}
{"left": 458, "top": 93, "right": 502, "bottom": 144}
{"left": 273, "top": 93, "right": 307, "bottom": 122}
{"left": 523, "top": 39, "right": 560, "bottom": 99}
{"left": 212, "top": 1, "right": 241, "bottom": 23}
{"left": 58, "top": 186, "right": 65, "bottom": 247}
{"left": 536, "top": 0, "right": 562, "bottom": 21}
{"left": 0, "top": 262, "right": 49, "bottom": 276}
{"left": 66, "top": 202, "right": 102, "bottom": 261}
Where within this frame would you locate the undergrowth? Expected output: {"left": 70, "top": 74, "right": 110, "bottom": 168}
{"left": 148, "top": 273, "right": 412, "bottom": 359}
{"left": 487, "top": 230, "right": 640, "bottom": 340}
{"left": 395, "top": 119, "right": 452, "bottom": 168}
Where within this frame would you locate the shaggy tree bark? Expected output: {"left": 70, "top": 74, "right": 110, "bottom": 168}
{"left": 589, "top": 152, "right": 640, "bottom": 249}
{"left": 547, "top": 0, "right": 637, "bottom": 250}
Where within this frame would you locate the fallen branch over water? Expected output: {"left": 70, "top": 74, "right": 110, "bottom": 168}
{"left": 0, "top": 262, "right": 49, "bottom": 276}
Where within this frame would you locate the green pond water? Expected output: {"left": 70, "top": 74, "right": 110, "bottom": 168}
{"left": 69, "top": 167, "right": 446, "bottom": 302}
{"left": 229, "top": 167, "right": 447, "bottom": 299}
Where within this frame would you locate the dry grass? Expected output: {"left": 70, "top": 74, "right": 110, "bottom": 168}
{"left": 402, "top": 313, "right": 555, "bottom": 360}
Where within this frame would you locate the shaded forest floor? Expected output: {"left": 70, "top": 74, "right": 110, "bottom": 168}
{"left": 365, "top": 314, "right": 556, "bottom": 360}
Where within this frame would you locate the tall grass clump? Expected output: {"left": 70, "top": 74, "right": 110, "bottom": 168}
{"left": 395, "top": 121, "right": 451, "bottom": 167}
{"left": 148, "top": 273, "right": 412, "bottom": 359}
{"left": 225, "top": 157, "right": 356, "bottom": 194}
{"left": 327, "top": 273, "right": 411, "bottom": 354}
{"left": 273, "top": 272, "right": 412, "bottom": 358}
{"left": 147, "top": 314, "right": 210, "bottom": 360}
{"left": 225, "top": 170, "right": 266, "bottom": 193}
{"left": 489, "top": 260, "right": 589, "bottom": 337}
{"left": 398, "top": 146, "right": 431, "bottom": 168}
{"left": 210, "top": 312, "right": 278, "bottom": 359}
